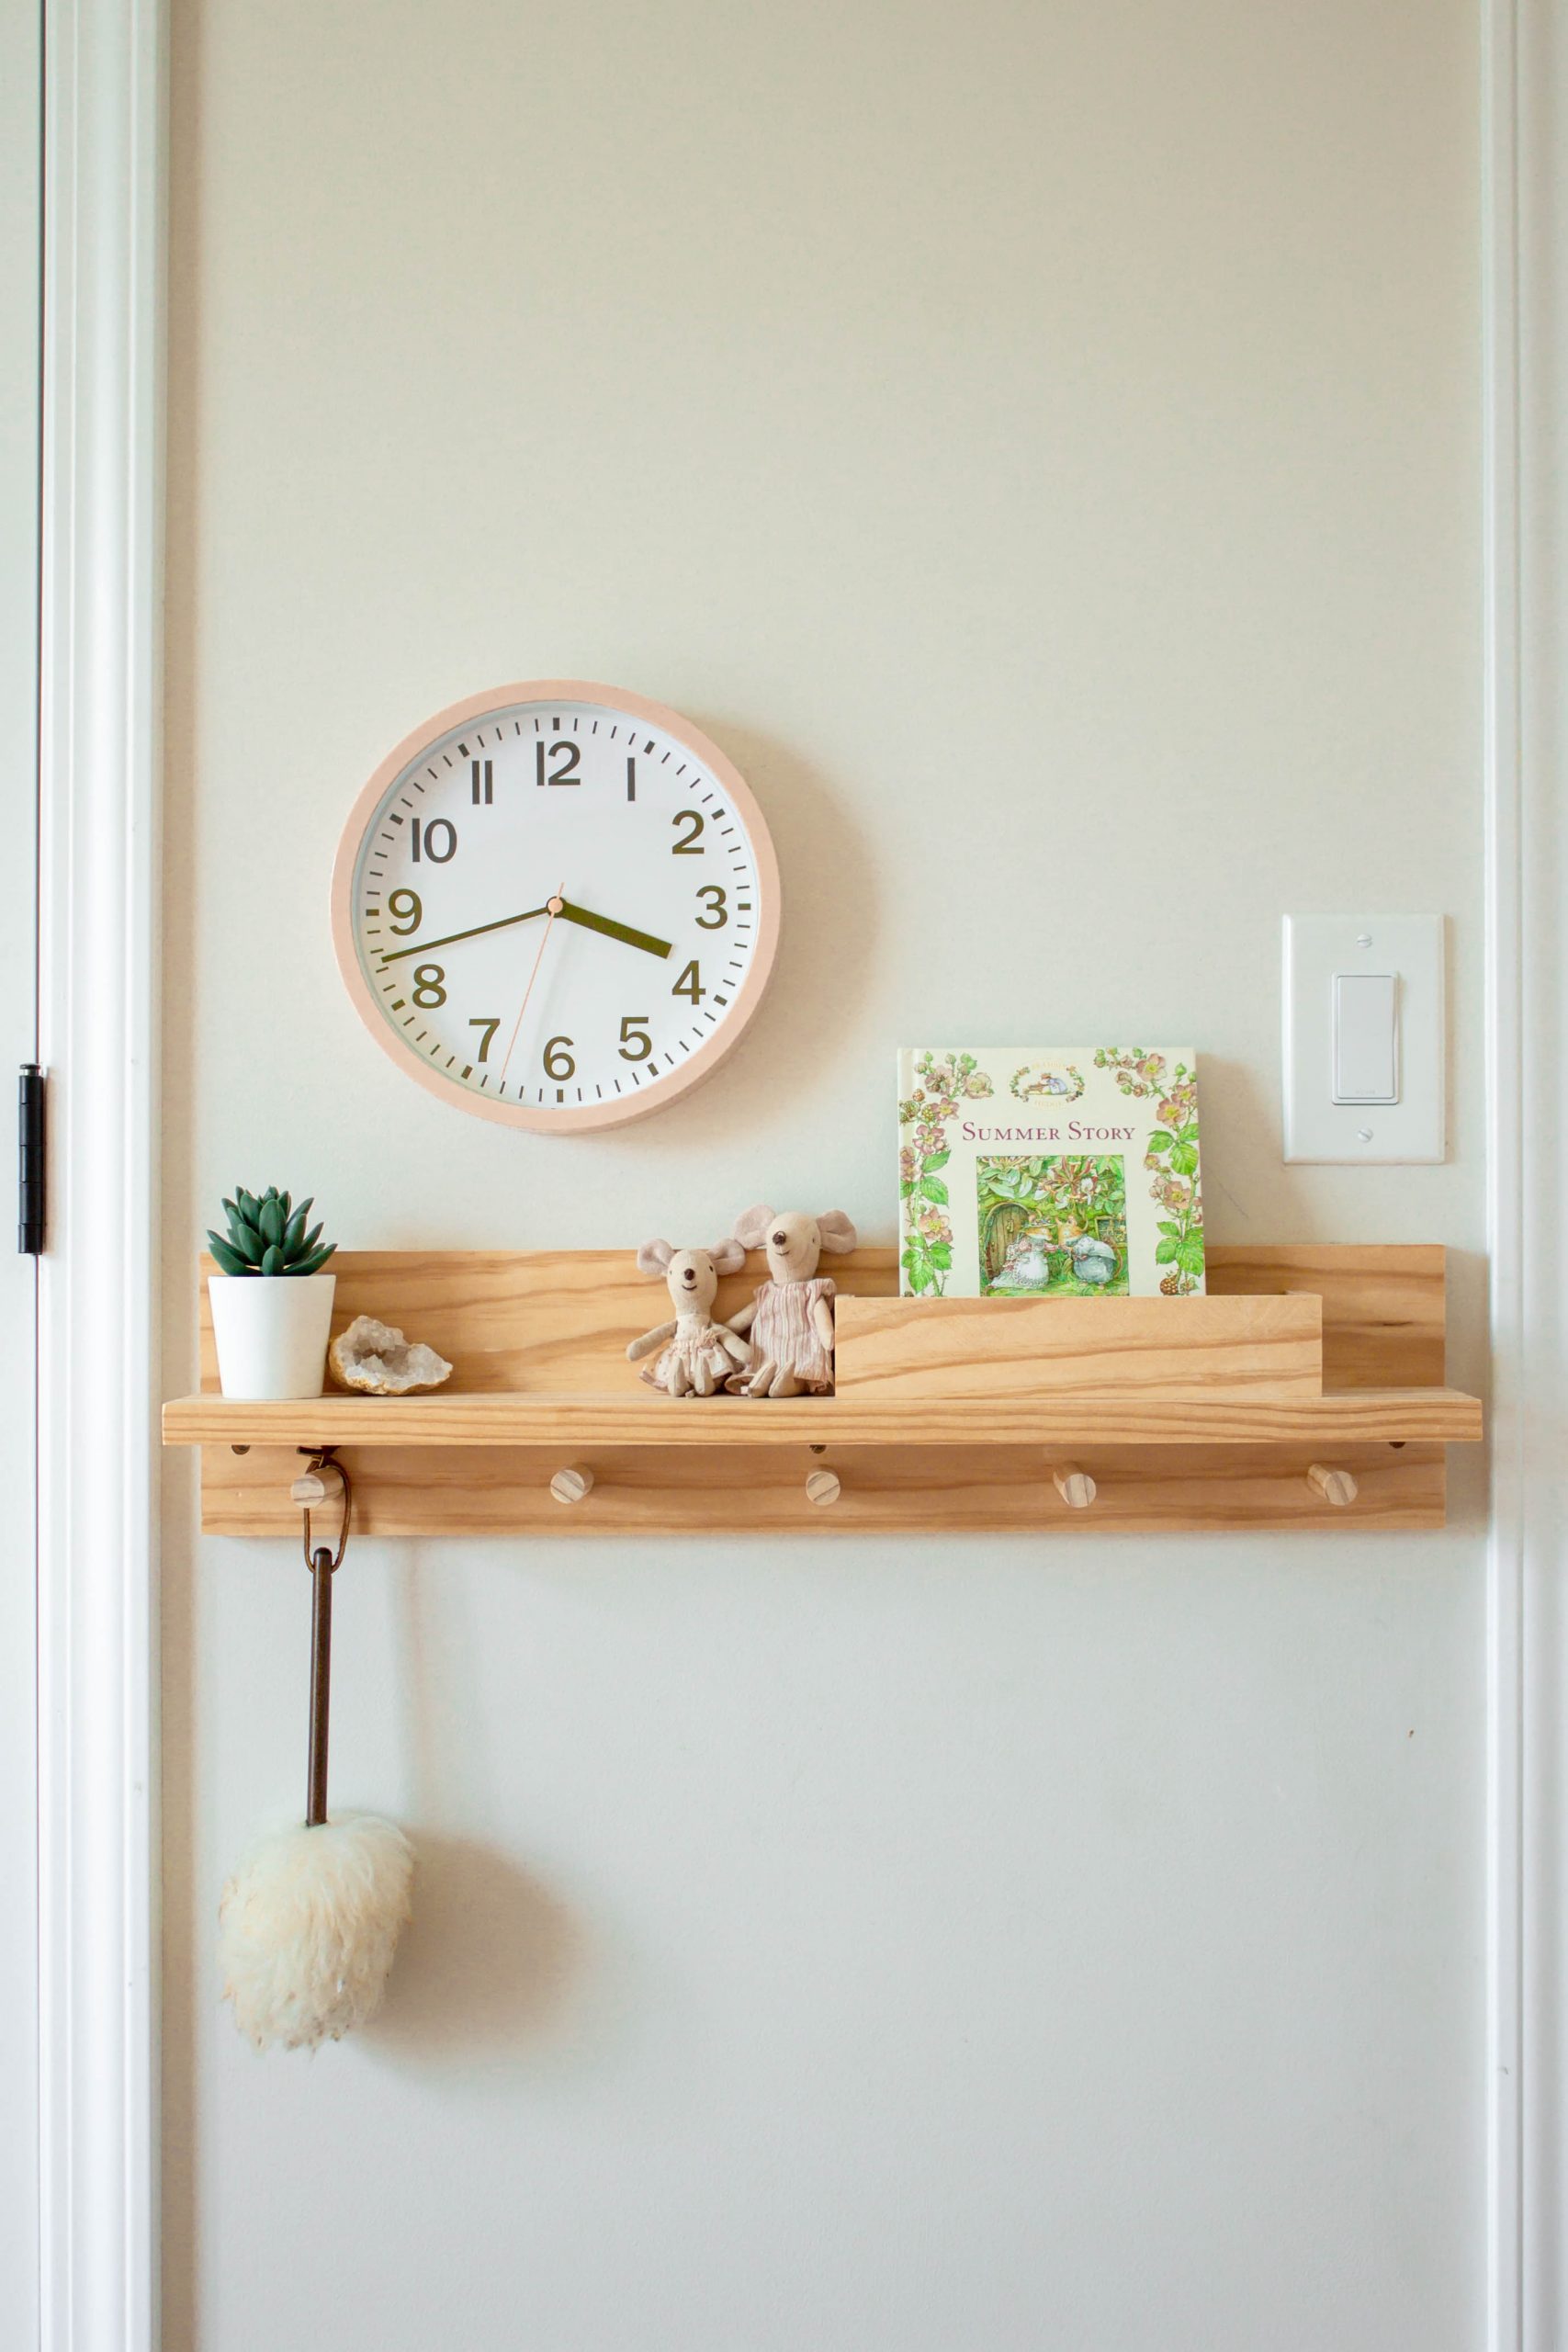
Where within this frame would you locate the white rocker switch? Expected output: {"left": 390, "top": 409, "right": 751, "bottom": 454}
{"left": 1332, "top": 972, "right": 1397, "bottom": 1103}
{"left": 1282, "top": 915, "right": 1444, "bottom": 1163}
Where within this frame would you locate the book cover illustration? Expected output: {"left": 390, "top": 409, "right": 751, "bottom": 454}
{"left": 897, "top": 1047, "right": 1205, "bottom": 1299}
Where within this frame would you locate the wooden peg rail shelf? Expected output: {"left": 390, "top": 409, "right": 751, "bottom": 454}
{"left": 163, "top": 1245, "right": 1482, "bottom": 1535}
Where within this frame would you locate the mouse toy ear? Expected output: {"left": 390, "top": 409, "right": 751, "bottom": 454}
{"left": 636, "top": 1238, "right": 676, "bottom": 1276}
{"left": 709, "top": 1237, "right": 747, "bottom": 1275}
{"left": 818, "top": 1210, "right": 858, "bottom": 1254}
{"left": 732, "top": 1204, "right": 775, "bottom": 1250}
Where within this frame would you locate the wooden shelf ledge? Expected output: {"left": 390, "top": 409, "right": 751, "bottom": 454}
{"left": 171, "top": 1244, "right": 1481, "bottom": 1533}
{"left": 163, "top": 1385, "right": 1483, "bottom": 1452}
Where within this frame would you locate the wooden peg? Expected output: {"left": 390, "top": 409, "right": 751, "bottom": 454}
{"left": 805, "top": 1468, "right": 841, "bottom": 1508}
{"left": 1307, "top": 1462, "right": 1359, "bottom": 1508}
{"left": 550, "top": 1464, "right": 595, "bottom": 1506}
{"left": 1051, "top": 1463, "right": 1097, "bottom": 1510}
{"left": 290, "top": 1463, "right": 342, "bottom": 1508}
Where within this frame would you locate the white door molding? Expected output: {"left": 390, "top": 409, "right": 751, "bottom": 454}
{"left": 1482, "top": 2, "right": 1524, "bottom": 2341}
{"left": 1483, "top": 2, "right": 1566, "bottom": 2346}
{"left": 36, "top": 0, "right": 165, "bottom": 2346}
{"left": 0, "top": 2, "right": 43, "bottom": 2346}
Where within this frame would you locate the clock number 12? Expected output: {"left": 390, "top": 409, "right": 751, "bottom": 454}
{"left": 536, "top": 741, "right": 581, "bottom": 788}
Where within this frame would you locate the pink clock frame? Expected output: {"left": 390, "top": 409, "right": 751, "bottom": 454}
{"left": 331, "top": 679, "right": 782, "bottom": 1133}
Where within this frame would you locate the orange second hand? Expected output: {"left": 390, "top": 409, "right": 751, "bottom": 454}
{"left": 499, "top": 891, "right": 562, "bottom": 1085}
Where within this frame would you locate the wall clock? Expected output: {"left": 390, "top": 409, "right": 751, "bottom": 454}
{"left": 332, "top": 680, "right": 781, "bottom": 1131}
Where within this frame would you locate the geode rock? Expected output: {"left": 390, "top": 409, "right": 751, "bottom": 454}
{"left": 329, "top": 1315, "right": 452, "bottom": 1396}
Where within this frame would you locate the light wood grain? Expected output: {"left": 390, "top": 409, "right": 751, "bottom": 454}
{"left": 549, "top": 1465, "right": 594, "bottom": 1505}
{"left": 195, "top": 1243, "right": 1444, "bottom": 1394}
{"left": 164, "top": 1385, "right": 1482, "bottom": 1450}
{"left": 301, "top": 1457, "right": 346, "bottom": 1502}
{"left": 835, "top": 1293, "right": 1321, "bottom": 1397}
{"left": 176, "top": 1243, "right": 1473, "bottom": 1535}
{"left": 185, "top": 1440, "right": 1447, "bottom": 1536}
{"left": 1206, "top": 1244, "right": 1446, "bottom": 1389}
{"left": 1307, "top": 1462, "right": 1359, "bottom": 1508}
{"left": 196, "top": 1247, "right": 897, "bottom": 1396}
{"left": 1051, "top": 1464, "right": 1097, "bottom": 1510}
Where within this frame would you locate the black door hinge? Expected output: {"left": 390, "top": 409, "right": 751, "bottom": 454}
{"left": 18, "top": 1064, "right": 44, "bottom": 1255}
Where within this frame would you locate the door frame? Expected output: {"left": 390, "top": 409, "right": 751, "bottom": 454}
{"left": 1482, "top": 2, "right": 1565, "bottom": 2347}
{"left": 0, "top": 0, "right": 43, "bottom": 2345}
{"left": 36, "top": 1, "right": 164, "bottom": 2347}
{"left": 1481, "top": 3, "right": 1521, "bottom": 2340}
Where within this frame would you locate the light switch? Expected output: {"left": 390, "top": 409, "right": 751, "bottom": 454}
{"left": 1332, "top": 973, "right": 1397, "bottom": 1102}
{"left": 1282, "top": 915, "right": 1444, "bottom": 1163}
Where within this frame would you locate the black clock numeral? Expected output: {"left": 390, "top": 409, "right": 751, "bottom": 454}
{"left": 411, "top": 818, "right": 457, "bottom": 864}
{"left": 543, "top": 1035, "right": 576, "bottom": 1080}
{"left": 412, "top": 963, "right": 446, "bottom": 1008}
{"left": 468, "top": 1016, "right": 500, "bottom": 1062}
{"left": 536, "top": 740, "right": 581, "bottom": 788}
{"left": 470, "top": 759, "right": 493, "bottom": 805}
{"left": 626, "top": 757, "right": 637, "bottom": 802}
{"left": 671, "top": 959, "right": 705, "bottom": 1003}
{"left": 388, "top": 888, "right": 423, "bottom": 934}
{"left": 695, "top": 885, "right": 728, "bottom": 928}
{"left": 671, "top": 809, "right": 705, "bottom": 854}
{"left": 617, "top": 1013, "right": 652, "bottom": 1062}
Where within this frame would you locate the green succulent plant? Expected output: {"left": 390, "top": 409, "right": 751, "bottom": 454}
{"left": 208, "top": 1186, "right": 337, "bottom": 1278}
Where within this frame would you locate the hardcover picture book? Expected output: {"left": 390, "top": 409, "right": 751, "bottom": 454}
{"left": 897, "top": 1048, "right": 1205, "bottom": 1299}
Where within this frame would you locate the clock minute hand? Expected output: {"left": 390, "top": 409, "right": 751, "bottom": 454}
{"left": 557, "top": 900, "right": 672, "bottom": 960}
{"left": 379, "top": 903, "right": 552, "bottom": 964}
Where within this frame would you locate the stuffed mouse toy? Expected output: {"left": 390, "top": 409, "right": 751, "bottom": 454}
{"left": 627, "top": 1238, "right": 756, "bottom": 1396}
{"left": 724, "top": 1204, "right": 858, "bottom": 1396}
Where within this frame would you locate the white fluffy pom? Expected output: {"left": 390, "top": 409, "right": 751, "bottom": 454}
{"left": 219, "top": 1813, "right": 413, "bottom": 2052}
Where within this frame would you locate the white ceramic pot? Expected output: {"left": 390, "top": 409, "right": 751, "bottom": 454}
{"left": 209, "top": 1273, "right": 336, "bottom": 1400}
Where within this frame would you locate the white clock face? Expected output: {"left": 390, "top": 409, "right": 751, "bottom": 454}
{"left": 333, "top": 682, "right": 780, "bottom": 1130}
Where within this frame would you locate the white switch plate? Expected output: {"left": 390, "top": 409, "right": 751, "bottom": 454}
{"left": 1282, "top": 915, "right": 1445, "bottom": 1163}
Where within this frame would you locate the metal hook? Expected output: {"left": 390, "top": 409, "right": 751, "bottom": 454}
{"left": 296, "top": 1446, "right": 353, "bottom": 1571}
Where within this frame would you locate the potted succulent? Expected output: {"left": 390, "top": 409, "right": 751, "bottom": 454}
{"left": 207, "top": 1186, "right": 338, "bottom": 1400}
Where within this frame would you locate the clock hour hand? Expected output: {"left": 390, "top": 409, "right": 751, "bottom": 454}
{"left": 556, "top": 900, "right": 672, "bottom": 959}
{"left": 379, "top": 903, "right": 552, "bottom": 964}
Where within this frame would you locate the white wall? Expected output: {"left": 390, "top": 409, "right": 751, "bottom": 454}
{"left": 161, "top": 4, "right": 1486, "bottom": 2346}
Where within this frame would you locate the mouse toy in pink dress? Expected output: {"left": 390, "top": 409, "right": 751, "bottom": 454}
{"left": 626, "top": 1238, "right": 756, "bottom": 1397}
{"left": 724, "top": 1205, "right": 858, "bottom": 1397}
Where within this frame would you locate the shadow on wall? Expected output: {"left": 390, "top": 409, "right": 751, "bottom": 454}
{"left": 364, "top": 1553, "right": 603, "bottom": 2069}
{"left": 366, "top": 1828, "right": 589, "bottom": 2066}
